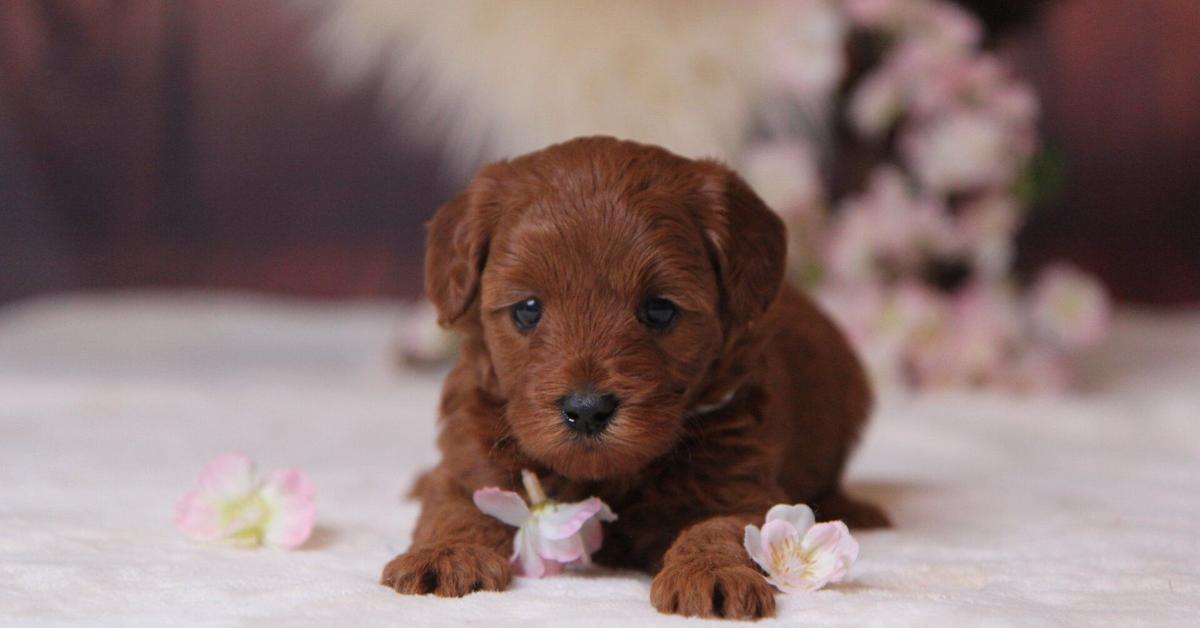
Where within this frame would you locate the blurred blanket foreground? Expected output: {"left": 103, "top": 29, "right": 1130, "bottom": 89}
{"left": 0, "top": 294, "right": 1197, "bottom": 625}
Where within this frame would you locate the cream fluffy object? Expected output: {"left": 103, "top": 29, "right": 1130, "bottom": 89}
{"left": 307, "top": 0, "right": 842, "bottom": 171}
{"left": 2, "top": 293, "right": 1198, "bottom": 625}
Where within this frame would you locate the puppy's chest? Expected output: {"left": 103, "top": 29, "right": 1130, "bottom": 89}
{"left": 539, "top": 456, "right": 717, "bottom": 515}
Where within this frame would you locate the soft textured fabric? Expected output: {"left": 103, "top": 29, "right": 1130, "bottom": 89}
{"left": 1, "top": 293, "right": 1197, "bottom": 626}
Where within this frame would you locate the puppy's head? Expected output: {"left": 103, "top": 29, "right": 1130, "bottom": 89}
{"left": 425, "top": 137, "right": 785, "bottom": 480}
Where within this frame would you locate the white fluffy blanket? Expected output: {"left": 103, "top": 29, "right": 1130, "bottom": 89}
{"left": 1, "top": 293, "right": 1197, "bottom": 626}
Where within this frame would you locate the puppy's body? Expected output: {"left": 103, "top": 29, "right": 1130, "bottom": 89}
{"left": 384, "top": 137, "right": 885, "bottom": 619}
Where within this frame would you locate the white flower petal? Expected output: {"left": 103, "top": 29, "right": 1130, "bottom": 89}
{"left": 759, "top": 519, "right": 802, "bottom": 559}
{"left": 512, "top": 525, "right": 545, "bottom": 578}
{"left": 579, "top": 517, "right": 604, "bottom": 556}
{"left": 473, "top": 487, "right": 531, "bottom": 527}
{"left": 175, "top": 453, "right": 259, "bottom": 542}
{"left": 535, "top": 531, "right": 587, "bottom": 564}
{"left": 798, "top": 521, "right": 860, "bottom": 589}
{"left": 747, "top": 504, "right": 860, "bottom": 594}
{"left": 259, "top": 469, "right": 316, "bottom": 549}
{"left": 743, "top": 525, "right": 770, "bottom": 573}
{"left": 538, "top": 498, "right": 602, "bottom": 540}
{"left": 765, "top": 503, "right": 815, "bottom": 534}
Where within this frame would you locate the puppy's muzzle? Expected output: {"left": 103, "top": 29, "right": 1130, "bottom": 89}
{"left": 559, "top": 390, "right": 619, "bottom": 436}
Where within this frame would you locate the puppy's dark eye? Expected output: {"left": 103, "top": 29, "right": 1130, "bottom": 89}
{"left": 511, "top": 298, "right": 542, "bottom": 332}
{"left": 637, "top": 297, "right": 677, "bottom": 330}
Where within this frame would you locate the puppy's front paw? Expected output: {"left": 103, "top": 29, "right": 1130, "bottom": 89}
{"left": 380, "top": 544, "right": 511, "bottom": 597}
{"left": 651, "top": 561, "right": 776, "bottom": 620}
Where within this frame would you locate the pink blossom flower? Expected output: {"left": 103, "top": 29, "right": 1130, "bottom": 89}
{"left": 908, "top": 283, "right": 1022, "bottom": 388}
{"left": 848, "top": 68, "right": 903, "bottom": 137}
{"left": 820, "top": 281, "right": 948, "bottom": 387}
{"left": 825, "top": 167, "right": 956, "bottom": 283}
{"left": 175, "top": 453, "right": 315, "bottom": 549}
{"left": 743, "top": 504, "right": 859, "bottom": 594}
{"left": 869, "top": 42, "right": 1037, "bottom": 190}
{"left": 879, "top": 282, "right": 948, "bottom": 346}
{"left": 990, "top": 81, "right": 1040, "bottom": 128}
{"left": 890, "top": 40, "right": 961, "bottom": 117}
{"left": 1028, "top": 263, "right": 1111, "bottom": 350}
{"left": 473, "top": 470, "right": 616, "bottom": 578}
{"left": 957, "top": 196, "right": 1022, "bottom": 278}
{"left": 860, "top": 22, "right": 1037, "bottom": 136}
{"left": 903, "top": 109, "right": 1025, "bottom": 194}
{"left": 824, "top": 197, "right": 880, "bottom": 283}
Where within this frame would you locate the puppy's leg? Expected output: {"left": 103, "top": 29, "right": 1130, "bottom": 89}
{"left": 650, "top": 515, "right": 776, "bottom": 620}
{"left": 380, "top": 469, "right": 513, "bottom": 597}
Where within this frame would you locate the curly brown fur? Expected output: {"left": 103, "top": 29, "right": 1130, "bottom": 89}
{"left": 382, "top": 136, "right": 887, "bottom": 619}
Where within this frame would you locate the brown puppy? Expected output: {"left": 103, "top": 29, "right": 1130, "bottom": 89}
{"left": 382, "top": 136, "right": 887, "bottom": 620}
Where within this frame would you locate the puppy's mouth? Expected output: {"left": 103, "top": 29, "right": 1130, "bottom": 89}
{"left": 526, "top": 405, "right": 685, "bottom": 481}
{"left": 541, "top": 445, "right": 639, "bottom": 481}
{"left": 564, "top": 428, "right": 623, "bottom": 449}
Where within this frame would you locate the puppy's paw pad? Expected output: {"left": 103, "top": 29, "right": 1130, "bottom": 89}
{"left": 380, "top": 544, "right": 511, "bottom": 597}
{"left": 651, "top": 562, "right": 776, "bottom": 620}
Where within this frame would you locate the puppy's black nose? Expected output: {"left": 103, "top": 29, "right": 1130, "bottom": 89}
{"left": 559, "top": 390, "right": 619, "bottom": 435}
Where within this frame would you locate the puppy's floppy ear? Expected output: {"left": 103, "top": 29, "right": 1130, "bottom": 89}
{"left": 424, "top": 173, "right": 499, "bottom": 327}
{"left": 693, "top": 160, "right": 787, "bottom": 329}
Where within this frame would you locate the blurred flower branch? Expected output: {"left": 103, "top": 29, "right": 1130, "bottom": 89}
{"left": 745, "top": 0, "right": 1108, "bottom": 391}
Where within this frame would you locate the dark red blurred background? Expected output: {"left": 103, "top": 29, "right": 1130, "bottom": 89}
{"left": 1, "top": 0, "right": 1197, "bottom": 305}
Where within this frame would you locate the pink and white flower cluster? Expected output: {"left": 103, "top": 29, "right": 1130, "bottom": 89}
{"left": 474, "top": 470, "right": 617, "bottom": 578}
{"left": 849, "top": 5, "right": 1038, "bottom": 195}
{"left": 744, "top": 0, "right": 1109, "bottom": 392}
{"left": 744, "top": 503, "right": 859, "bottom": 594}
{"left": 175, "top": 453, "right": 316, "bottom": 549}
